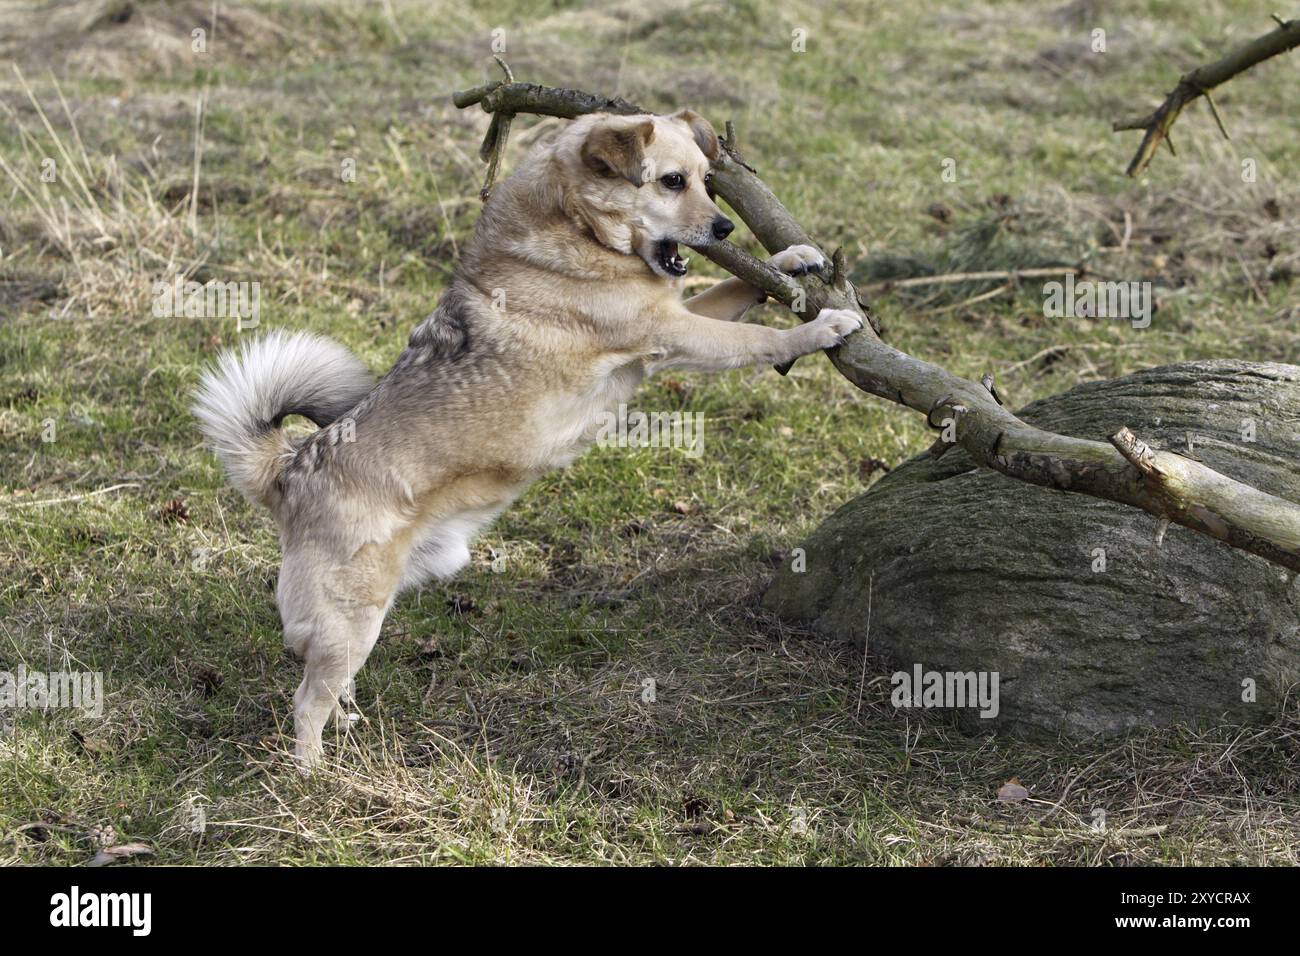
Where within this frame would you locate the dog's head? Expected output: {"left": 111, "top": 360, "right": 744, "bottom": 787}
{"left": 561, "top": 110, "right": 733, "bottom": 279}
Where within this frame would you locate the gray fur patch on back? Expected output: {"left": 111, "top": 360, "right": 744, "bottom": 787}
{"left": 407, "top": 286, "right": 473, "bottom": 361}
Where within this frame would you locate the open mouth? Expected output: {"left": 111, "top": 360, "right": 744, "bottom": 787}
{"left": 655, "top": 239, "right": 689, "bottom": 277}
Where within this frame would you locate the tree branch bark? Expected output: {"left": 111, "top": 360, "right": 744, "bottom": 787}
{"left": 1112, "top": 16, "right": 1300, "bottom": 176}
{"left": 453, "top": 76, "right": 1300, "bottom": 573}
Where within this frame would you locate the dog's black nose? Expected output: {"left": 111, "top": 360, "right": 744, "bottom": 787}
{"left": 711, "top": 216, "right": 735, "bottom": 240}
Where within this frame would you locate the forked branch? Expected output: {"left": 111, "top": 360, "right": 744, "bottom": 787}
{"left": 453, "top": 76, "right": 1300, "bottom": 573}
{"left": 1112, "top": 16, "right": 1300, "bottom": 176}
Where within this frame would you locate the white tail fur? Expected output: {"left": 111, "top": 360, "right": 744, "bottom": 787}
{"left": 192, "top": 330, "right": 373, "bottom": 507}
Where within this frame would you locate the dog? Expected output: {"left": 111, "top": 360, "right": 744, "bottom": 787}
{"left": 193, "top": 108, "right": 862, "bottom": 768}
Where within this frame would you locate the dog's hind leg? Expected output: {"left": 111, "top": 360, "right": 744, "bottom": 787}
{"left": 291, "top": 606, "right": 385, "bottom": 770}
{"left": 278, "top": 542, "right": 401, "bottom": 770}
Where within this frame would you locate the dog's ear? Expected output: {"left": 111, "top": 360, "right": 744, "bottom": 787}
{"left": 581, "top": 117, "right": 656, "bottom": 185}
{"left": 670, "top": 109, "right": 719, "bottom": 162}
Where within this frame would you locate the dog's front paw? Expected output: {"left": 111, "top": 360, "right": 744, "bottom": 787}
{"left": 805, "top": 308, "right": 863, "bottom": 349}
{"left": 769, "top": 244, "right": 827, "bottom": 277}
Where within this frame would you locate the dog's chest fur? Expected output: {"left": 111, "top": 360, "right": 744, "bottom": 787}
{"left": 527, "top": 354, "right": 647, "bottom": 470}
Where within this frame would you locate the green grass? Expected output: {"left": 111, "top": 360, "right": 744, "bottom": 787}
{"left": 0, "top": 0, "right": 1297, "bottom": 864}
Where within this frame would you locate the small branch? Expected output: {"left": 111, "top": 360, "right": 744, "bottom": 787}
{"left": 454, "top": 79, "right": 646, "bottom": 120}
{"left": 864, "top": 266, "right": 1082, "bottom": 292}
{"left": 475, "top": 59, "right": 517, "bottom": 201}
{"left": 2, "top": 482, "right": 139, "bottom": 508}
{"left": 1201, "top": 88, "right": 1231, "bottom": 140}
{"left": 947, "top": 814, "right": 1169, "bottom": 839}
{"left": 1112, "top": 16, "right": 1300, "bottom": 176}
{"left": 920, "top": 282, "right": 1011, "bottom": 315}
{"left": 452, "top": 74, "right": 1300, "bottom": 573}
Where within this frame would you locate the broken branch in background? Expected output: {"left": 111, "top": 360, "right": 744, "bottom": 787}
{"left": 1112, "top": 16, "right": 1300, "bottom": 176}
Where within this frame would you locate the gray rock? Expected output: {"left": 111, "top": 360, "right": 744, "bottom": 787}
{"left": 763, "top": 360, "right": 1300, "bottom": 738}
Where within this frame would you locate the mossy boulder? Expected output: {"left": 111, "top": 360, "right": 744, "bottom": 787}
{"left": 764, "top": 360, "right": 1300, "bottom": 738}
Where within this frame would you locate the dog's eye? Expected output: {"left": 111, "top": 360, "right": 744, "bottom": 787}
{"left": 704, "top": 171, "right": 715, "bottom": 199}
{"left": 660, "top": 172, "right": 686, "bottom": 191}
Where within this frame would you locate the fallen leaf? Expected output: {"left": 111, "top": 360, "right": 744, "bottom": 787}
{"left": 858, "top": 456, "right": 891, "bottom": 479}
{"left": 925, "top": 201, "right": 954, "bottom": 223}
{"left": 160, "top": 497, "right": 190, "bottom": 524}
{"left": 70, "top": 728, "right": 113, "bottom": 756}
{"left": 191, "top": 664, "right": 223, "bottom": 696}
{"left": 997, "top": 777, "right": 1029, "bottom": 803}
{"left": 446, "top": 594, "right": 477, "bottom": 615}
{"left": 88, "top": 843, "right": 154, "bottom": 867}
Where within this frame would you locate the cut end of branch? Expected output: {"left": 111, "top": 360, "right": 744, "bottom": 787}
{"left": 1109, "top": 426, "right": 1162, "bottom": 478}
{"left": 452, "top": 81, "right": 501, "bottom": 110}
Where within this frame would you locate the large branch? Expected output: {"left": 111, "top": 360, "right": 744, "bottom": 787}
{"left": 453, "top": 77, "right": 1300, "bottom": 573}
{"left": 1112, "top": 15, "right": 1300, "bottom": 176}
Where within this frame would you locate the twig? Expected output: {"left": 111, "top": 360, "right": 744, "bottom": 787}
{"left": 1037, "top": 746, "right": 1125, "bottom": 823}
{"left": 1235, "top": 249, "right": 1267, "bottom": 302}
{"left": 1112, "top": 16, "right": 1300, "bottom": 176}
{"left": 865, "top": 266, "right": 1080, "bottom": 292}
{"left": 476, "top": 57, "right": 516, "bottom": 201}
{"left": 1000, "top": 342, "right": 1141, "bottom": 374}
{"left": 3, "top": 482, "right": 140, "bottom": 508}
{"left": 855, "top": 574, "right": 873, "bottom": 718}
{"left": 947, "top": 814, "right": 1168, "bottom": 839}
{"left": 920, "top": 282, "right": 1011, "bottom": 315}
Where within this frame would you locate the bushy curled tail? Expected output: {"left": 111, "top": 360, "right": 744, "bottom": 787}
{"left": 192, "top": 330, "right": 373, "bottom": 507}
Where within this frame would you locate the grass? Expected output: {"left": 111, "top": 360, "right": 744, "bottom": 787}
{"left": 0, "top": 0, "right": 1297, "bottom": 865}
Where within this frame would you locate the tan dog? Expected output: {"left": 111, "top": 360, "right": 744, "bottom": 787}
{"left": 194, "top": 109, "right": 861, "bottom": 768}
